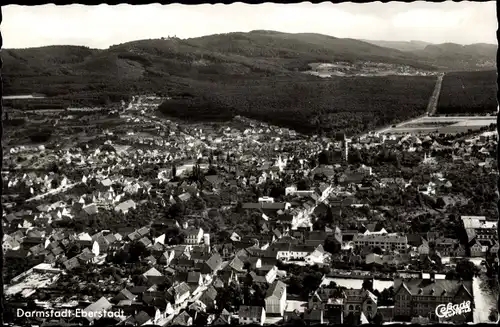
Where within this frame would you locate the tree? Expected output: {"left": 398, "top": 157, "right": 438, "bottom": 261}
{"left": 372, "top": 312, "right": 384, "bottom": 325}
{"left": 66, "top": 243, "right": 81, "bottom": 258}
{"left": 324, "top": 235, "right": 341, "bottom": 254}
{"left": 51, "top": 179, "right": 59, "bottom": 189}
{"left": 446, "top": 259, "right": 479, "bottom": 280}
{"left": 110, "top": 250, "right": 130, "bottom": 265}
{"left": 171, "top": 165, "right": 177, "bottom": 180}
{"left": 488, "top": 309, "right": 498, "bottom": 322}
{"left": 344, "top": 313, "right": 357, "bottom": 326}
{"left": 297, "top": 178, "right": 311, "bottom": 191}
{"left": 349, "top": 149, "right": 363, "bottom": 164}
{"left": 168, "top": 202, "right": 185, "bottom": 219}
{"left": 362, "top": 279, "right": 374, "bottom": 292}
{"left": 128, "top": 242, "right": 150, "bottom": 263}
{"left": 318, "top": 151, "right": 330, "bottom": 165}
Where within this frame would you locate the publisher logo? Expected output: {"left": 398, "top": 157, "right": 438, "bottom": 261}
{"left": 435, "top": 301, "right": 472, "bottom": 319}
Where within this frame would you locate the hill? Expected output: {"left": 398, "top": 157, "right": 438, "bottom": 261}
{"left": 3, "top": 31, "right": 439, "bottom": 107}
{"left": 362, "top": 40, "right": 497, "bottom": 71}
{"left": 3, "top": 31, "right": 436, "bottom": 82}
{"left": 412, "top": 43, "right": 497, "bottom": 71}
{"left": 361, "top": 40, "right": 432, "bottom": 52}
{"left": 3, "top": 31, "right": 493, "bottom": 135}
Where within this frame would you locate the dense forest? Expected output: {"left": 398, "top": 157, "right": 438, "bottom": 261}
{"left": 436, "top": 70, "right": 497, "bottom": 115}
{"left": 158, "top": 75, "right": 437, "bottom": 136}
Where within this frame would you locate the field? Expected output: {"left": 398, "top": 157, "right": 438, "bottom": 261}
{"left": 436, "top": 70, "right": 497, "bottom": 115}
{"left": 158, "top": 75, "right": 437, "bottom": 136}
{"left": 381, "top": 116, "right": 497, "bottom": 135}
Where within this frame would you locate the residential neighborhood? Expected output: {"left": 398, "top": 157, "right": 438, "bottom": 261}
{"left": 2, "top": 94, "right": 499, "bottom": 326}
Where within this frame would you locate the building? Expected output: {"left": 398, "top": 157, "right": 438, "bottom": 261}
{"left": 185, "top": 228, "right": 204, "bottom": 245}
{"left": 352, "top": 234, "right": 407, "bottom": 251}
{"left": 434, "top": 238, "right": 460, "bottom": 257}
{"left": 344, "top": 289, "right": 378, "bottom": 319}
{"left": 461, "top": 216, "right": 497, "bottom": 243}
{"left": 269, "top": 243, "right": 317, "bottom": 261}
{"left": 238, "top": 306, "right": 266, "bottom": 325}
{"left": 417, "top": 239, "right": 430, "bottom": 255}
{"left": 265, "top": 281, "right": 287, "bottom": 316}
{"left": 393, "top": 275, "right": 474, "bottom": 322}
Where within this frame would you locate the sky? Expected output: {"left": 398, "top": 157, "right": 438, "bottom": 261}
{"left": 2, "top": 2, "right": 497, "bottom": 49}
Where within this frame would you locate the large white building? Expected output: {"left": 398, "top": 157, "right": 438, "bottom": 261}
{"left": 352, "top": 234, "right": 407, "bottom": 251}
{"left": 461, "top": 216, "right": 497, "bottom": 243}
{"left": 265, "top": 281, "right": 287, "bottom": 316}
{"left": 185, "top": 228, "right": 204, "bottom": 245}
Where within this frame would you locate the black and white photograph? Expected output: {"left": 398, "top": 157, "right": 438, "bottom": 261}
{"left": 1, "top": 2, "right": 498, "bottom": 326}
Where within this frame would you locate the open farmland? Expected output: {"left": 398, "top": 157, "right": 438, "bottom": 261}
{"left": 381, "top": 115, "right": 497, "bottom": 135}
{"left": 158, "top": 75, "right": 437, "bottom": 136}
{"left": 436, "top": 70, "right": 497, "bottom": 115}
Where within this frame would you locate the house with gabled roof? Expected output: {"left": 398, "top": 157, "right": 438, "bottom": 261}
{"left": 213, "top": 309, "right": 231, "bottom": 325}
{"left": 172, "top": 310, "right": 193, "bottom": 326}
{"left": 122, "top": 310, "right": 151, "bottom": 326}
{"left": 3, "top": 236, "right": 21, "bottom": 252}
{"left": 187, "top": 271, "right": 203, "bottom": 289}
{"left": 393, "top": 275, "right": 473, "bottom": 322}
{"left": 239, "top": 306, "right": 265, "bottom": 325}
{"left": 114, "top": 199, "right": 136, "bottom": 214}
{"left": 167, "top": 282, "right": 191, "bottom": 307}
{"left": 138, "top": 237, "right": 152, "bottom": 248}
{"left": 470, "top": 240, "right": 488, "bottom": 257}
{"left": 171, "top": 258, "right": 198, "bottom": 272}
{"left": 142, "top": 267, "right": 164, "bottom": 286}
{"left": 185, "top": 228, "right": 204, "bottom": 245}
{"left": 137, "top": 226, "right": 150, "bottom": 237}
{"left": 82, "top": 297, "right": 112, "bottom": 323}
{"left": 265, "top": 280, "right": 287, "bottom": 316}
{"left": 202, "top": 253, "right": 223, "bottom": 275}
{"left": 212, "top": 277, "right": 225, "bottom": 290}
{"left": 112, "top": 288, "right": 136, "bottom": 303}
{"left": 343, "top": 288, "right": 378, "bottom": 320}
{"left": 158, "top": 250, "right": 176, "bottom": 266}
{"left": 127, "top": 231, "right": 141, "bottom": 242}
{"left": 199, "top": 285, "right": 218, "bottom": 311}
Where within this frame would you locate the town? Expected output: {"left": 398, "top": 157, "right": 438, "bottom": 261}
{"left": 2, "top": 93, "right": 498, "bottom": 326}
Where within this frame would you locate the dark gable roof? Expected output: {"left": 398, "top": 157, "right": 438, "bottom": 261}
{"left": 117, "top": 288, "right": 135, "bottom": 301}
{"left": 205, "top": 253, "right": 223, "bottom": 271}
{"left": 276, "top": 214, "right": 293, "bottom": 222}
{"left": 129, "top": 286, "right": 149, "bottom": 295}
{"left": 191, "top": 251, "right": 211, "bottom": 261}
{"left": 239, "top": 305, "right": 264, "bottom": 319}
{"left": 172, "top": 311, "right": 192, "bottom": 325}
{"left": 187, "top": 271, "right": 202, "bottom": 284}
{"left": 202, "top": 285, "right": 218, "bottom": 301}
{"left": 134, "top": 311, "right": 151, "bottom": 325}
{"left": 305, "top": 231, "right": 328, "bottom": 241}
{"left": 205, "top": 175, "right": 223, "bottom": 185}
{"left": 395, "top": 278, "right": 473, "bottom": 298}
{"left": 174, "top": 282, "right": 191, "bottom": 296}
{"left": 266, "top": 280, "right": 286, "bottom": 299}
{"left": 242, "top": 202, "right": 287, "bottom": 210}
{"left": 228, "top": 256, "right": 245, "bottom": 271}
